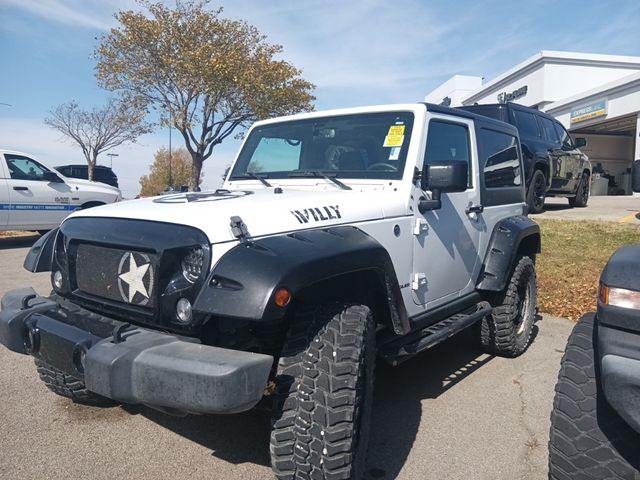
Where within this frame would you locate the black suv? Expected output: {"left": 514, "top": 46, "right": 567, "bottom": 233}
{"left": 548, "top": 160, "right": 640, "bottom": 479}
{"left": 459, "top": 103, "right": 591, "bottom": 213}
{"left": 55, "top": 164, "right": 119, "bottom": 188}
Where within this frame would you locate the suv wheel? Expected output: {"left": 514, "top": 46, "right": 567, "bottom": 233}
{"left": 568, "top": 172, "right": 590, "bottom": 208}
{"left": 270, "top": 303, "right": 375, "bottom": 480}
{"left": 527, "top": 170, "right": 546, "bottom": 214}
{"left": 479, "top": 256, "right": 536, "bottom": 357}
{"left": 549, "top": 315, "right": 640, "bottom": 479}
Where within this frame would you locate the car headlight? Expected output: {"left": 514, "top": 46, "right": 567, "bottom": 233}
{"left": 181, "top": 247, "right": 205, "bottom": 283}
{"left": 599, "top": 283, "right": 640, "bottom": 310}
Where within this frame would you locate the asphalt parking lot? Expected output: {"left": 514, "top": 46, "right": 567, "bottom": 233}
{"left": 534, "top": 195, "right": 640, "bottom": 224}
{"left": 0, "top": 235, "right": 573, "bottom": 480}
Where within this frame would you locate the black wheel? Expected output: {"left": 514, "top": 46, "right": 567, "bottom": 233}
{"left": 549, "top": 315, "right": 640, "bottom": 479}
{"left": 270, "top": 303, "right": 375, "bottom": 480}
{"left": 527, "top": 169, "right": 547, "bottom": 214}
{"left": 568, "top": 172, "right": 590, "bottom": 207}
{"left": 479, "top": 256, "right": 536, "bottom": 357}
{"left": 35, "top": 359, "right": 115, "bottom": 406}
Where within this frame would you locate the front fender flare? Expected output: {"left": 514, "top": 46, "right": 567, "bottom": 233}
{"left": 193, "top": 226, "right": 410, "bottom": 334}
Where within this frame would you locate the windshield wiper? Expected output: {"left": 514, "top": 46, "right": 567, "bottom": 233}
{"left": 234, "top": 172, "right": 272, "bottom": 187}
{"left": 288, "top": 170, "right": 351, "bottom": 190}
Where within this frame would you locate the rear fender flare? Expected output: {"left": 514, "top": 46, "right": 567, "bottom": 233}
{"left": 476, "top": 216, "right": 541, "bottom": 292}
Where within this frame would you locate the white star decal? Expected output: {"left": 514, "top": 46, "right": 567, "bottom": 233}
{"left": 118, "top": 253, "right": 150, "bottom": 303}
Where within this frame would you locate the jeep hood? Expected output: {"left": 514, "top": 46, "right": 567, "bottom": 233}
{"left": 68, "top": 188, "right": 407, "bottom": 243}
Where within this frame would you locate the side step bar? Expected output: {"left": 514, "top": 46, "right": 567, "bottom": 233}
{"left": 379, "top": 301, "right": 492, "bottom": 365}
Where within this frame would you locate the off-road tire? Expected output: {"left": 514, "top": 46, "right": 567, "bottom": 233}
{"left": 527, "top": 169, "right": 547, "bottom": 214}
{"left": 35, "top": 358, "right": 115, "bottom": 406}
{"left": 479, "top": 255, "right": 536, "bottom": 357}
{"left": 548, "top": 315, "right": 640, "bottom": 479}
{"left": 270, "top": 303, "right": 375, "bottom": 480}
{"left": 568, "top": 172, "right": 590, "bottom": 208}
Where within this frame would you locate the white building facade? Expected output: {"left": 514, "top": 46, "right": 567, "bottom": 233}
{"left": 425, "top": 51, "right": 640, "bottom": 195}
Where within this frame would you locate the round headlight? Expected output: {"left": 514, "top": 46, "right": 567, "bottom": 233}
{"left": 181, "top": 247, "right": 204, "bottom": 283}
{"left": 53, "top": 270, "right": 63, "bottom": 289}
{"left": 176, "top": 298, "right": 192, "bottom": 323}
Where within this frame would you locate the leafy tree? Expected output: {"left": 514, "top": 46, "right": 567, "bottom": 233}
{"left": 139, "top": 147, "right": 201, "bottom": 196}
{"left": 95, "top": 0, "right": 315, "bottom": 189}
{"left": 45, "top": 98, "right": 151, "bottom": 181}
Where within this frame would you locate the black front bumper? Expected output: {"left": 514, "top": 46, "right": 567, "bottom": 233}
{"left": 597, "top": 315, "right": 640, "bottom": 434}
{"left": 0, "top": 288, "right": 273, "bottom": 414}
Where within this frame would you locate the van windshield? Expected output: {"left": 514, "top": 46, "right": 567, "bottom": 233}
{"left": 229, "top": 112, "right": 414, "bottom": 181}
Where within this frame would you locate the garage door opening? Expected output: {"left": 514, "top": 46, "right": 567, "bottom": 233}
{"left": 571, "top": 114, "right": 637, "bottom": 196}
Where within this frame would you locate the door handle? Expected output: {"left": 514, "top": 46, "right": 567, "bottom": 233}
{"left": 13, "top": 186, "right": 29, "bottom": 191}
{"left": 465, "top": 204, "right": 484, "bottom": 215}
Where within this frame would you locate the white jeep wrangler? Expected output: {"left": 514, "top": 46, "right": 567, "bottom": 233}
{"left": 0, "top": 103, "right": 540, "bottom": 480}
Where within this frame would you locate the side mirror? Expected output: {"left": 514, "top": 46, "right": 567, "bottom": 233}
{"left": 632, "top": 160, "right": 640, "bottom": 193}
{"left": 574, "top": 137, "right": 587, "bottom": 149}
{"left": 42, "top": 171, "right": 64, "bottom": 183}
{"left": 419, "top": 161, "right": 468, "bottom": 212}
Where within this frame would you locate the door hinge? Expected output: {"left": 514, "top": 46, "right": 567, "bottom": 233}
{"left": 411, "top": 273, "right": 427, "bottom": 291}
{"left": 413, "top": 218, "right": 428, "bottom": 236}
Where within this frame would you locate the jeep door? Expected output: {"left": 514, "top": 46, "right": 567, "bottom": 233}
{"left": 412, "top": 116, "right": 482, "bottom": 307}
{"left": 4, "top": 153, "right": 74, "bottom": 229}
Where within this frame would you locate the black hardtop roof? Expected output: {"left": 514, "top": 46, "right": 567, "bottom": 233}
{"left": 423, "top": 102, "right": 520, "bottom": 137}
{"left": 460, "top": 102, "right": 558, "bottom": 122}
{"left": 55, "top": 164, "right": 115, "bottom": 171}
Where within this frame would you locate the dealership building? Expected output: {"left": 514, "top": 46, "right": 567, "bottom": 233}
{"left": 425, "top": 51, "right": 640, "bottom": 195}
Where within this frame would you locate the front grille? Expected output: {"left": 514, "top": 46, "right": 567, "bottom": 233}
{"left": 57, "top": 217, "right": 211, "bottom": 334}
{"left": 75, "top": 244, "right": 158, "bottom": 307}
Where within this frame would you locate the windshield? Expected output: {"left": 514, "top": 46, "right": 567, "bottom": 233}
{"left": 230, "top": 111, "right": 414, "bottom": 181}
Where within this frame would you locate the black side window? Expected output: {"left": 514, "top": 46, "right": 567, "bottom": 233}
{"left": 480, "top": 129, "right": 522, "bottom": 188}
{"left": 5, "top": 154, "right": 49, "bottom": 181}
{"left": 424, "top": 120, "right": 471, "bottom": 186}
{"left": 537, "top": 116, "right": 560, "bottom": 147}
{"left": 512, "top": 110, "right": 541, "bottom": 138}
{"left": 554, "top": 122, "right": 573, "bottom": 149}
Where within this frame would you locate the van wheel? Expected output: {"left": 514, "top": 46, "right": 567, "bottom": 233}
{"left": 479, "top": 256, "right": 536, "bottom": 357}
{"left": 270, "top": 303, "right": 375, "bottom": 480}
{"left": 527, "top": 170, "right": 546, "bottom": 214}
{"left": 569, "top": 172, "right": 590, "bottom": 207}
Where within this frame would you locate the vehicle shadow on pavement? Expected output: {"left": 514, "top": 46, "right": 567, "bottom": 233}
{"left": 131, "top": 406, "right": 272, "bottom": 466}
{"left": 365, "top": 324, "right": 540, "bottom": 480}
{"left": 0, "top": 235, "right": 40, "bottom": 250}
{"left": 124, "top": 324, "right": 540, "bottom": 478}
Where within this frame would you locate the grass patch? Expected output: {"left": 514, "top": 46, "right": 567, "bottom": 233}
{"left": 0, "top": 230, "right": 38, "bottom": 238}
{"left": 537, "top": 219, "right": 640, "bottom": 320}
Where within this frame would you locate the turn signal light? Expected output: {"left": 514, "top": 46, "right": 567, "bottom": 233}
{"left": 599, "top": 283, "right": 640, "bottom": 310}
{"left": 274, "top": 288, "right": 292, "bottom": 307}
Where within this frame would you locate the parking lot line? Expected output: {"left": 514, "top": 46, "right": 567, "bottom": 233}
{"left": 619, "top": 211, "right": 639, "bottom": 223}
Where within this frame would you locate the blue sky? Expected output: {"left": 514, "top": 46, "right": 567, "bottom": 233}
{"left": 1, "top": 0, "right": 639, "bottom": 197}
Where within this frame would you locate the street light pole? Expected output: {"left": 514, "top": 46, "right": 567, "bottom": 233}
{"left": 106, "top": 153, "right": 119, "bottom": 169}
{"left": 168, "top": 108, "right": 173, "bottom": 188}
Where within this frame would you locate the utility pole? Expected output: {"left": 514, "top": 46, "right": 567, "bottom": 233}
{"left": 106, "top": 153, "right": 119, "bottom": 169}
{"left": 168, "top": 107, "right": 173, "bottom": 188}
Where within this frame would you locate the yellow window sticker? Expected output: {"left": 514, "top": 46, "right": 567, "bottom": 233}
{"left": 387, "top": 125, "right": 405, "bottom": 136}
{"left": 383, "top": 134, "right": 404, "bottom": 148}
